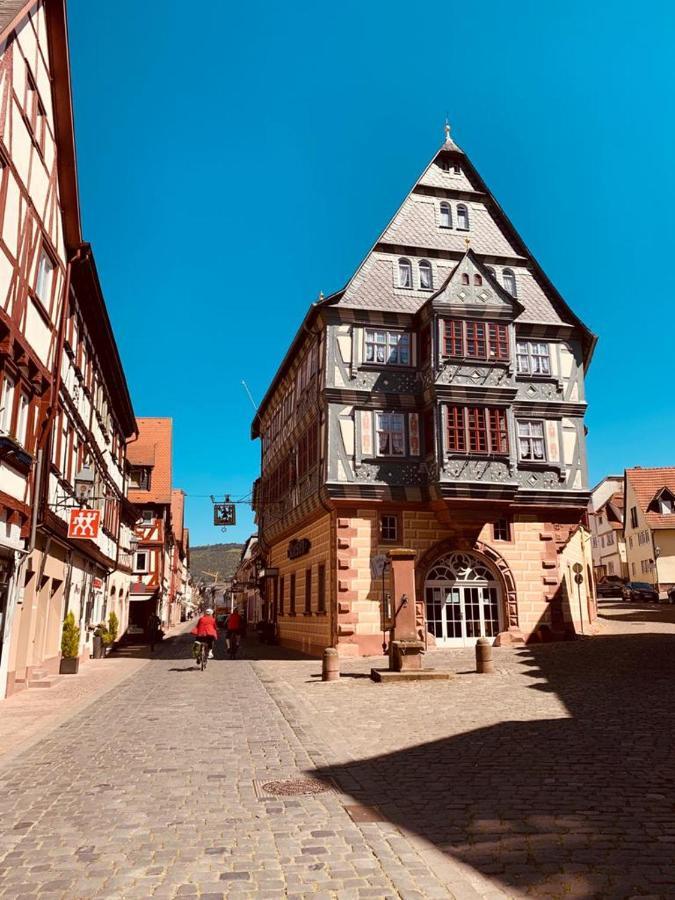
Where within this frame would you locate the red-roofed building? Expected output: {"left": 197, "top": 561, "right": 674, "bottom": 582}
{"left": 624, "top": 467, "right": 675, "bottom": 596}
{"left": 128, "top": 419, "right": 188, "bottom": 628}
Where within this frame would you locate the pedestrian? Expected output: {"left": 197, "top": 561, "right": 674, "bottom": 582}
{"left": 147, "top": 612, "right": 162, "bottom": 652}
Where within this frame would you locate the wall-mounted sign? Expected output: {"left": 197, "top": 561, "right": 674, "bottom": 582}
{"left": 214, "top": 503, "right": 236, "bottom": 526}
{"left": 68, "top": 508, "right": 100, "bottom": 540}
{"left": 92, "top": 577, "right": 103, "bottom": 590}
{"left": 288, "top": 538, "right": 311, "bottom": 559}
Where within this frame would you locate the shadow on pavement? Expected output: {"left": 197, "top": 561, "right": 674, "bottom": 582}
{"left": 314, "top": 632, "right": 675, "bottom": 898}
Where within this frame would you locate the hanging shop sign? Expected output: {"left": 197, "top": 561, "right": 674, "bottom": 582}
{"left": 214, "top": 503, "right": 236, "bottom": 526}
{"left": 287, "top": 538, "right": 311, "bottom": 560}
{"left": 67, "top": 508, "right": 101, "bottom": 540}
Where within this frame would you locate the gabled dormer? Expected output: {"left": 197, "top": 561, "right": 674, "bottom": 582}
{"left": 650, "top": 487, "right": 675, "bottom": 516}
{"left": 430, "top": 249, "right": 525, "bottom": 319}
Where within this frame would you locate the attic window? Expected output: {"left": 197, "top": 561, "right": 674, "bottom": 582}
{"left": 474, "top": 274, "right": 483, "bottom": 286}
{"left": 440, "top": 202, "right": 452, "bottom": 229}
{"left": 658, "top": 492, "right": 675, "bottom": 514}
{"left": 419, "top": 260, "right": 433, "bottom": 290}
{"left": 398, "top": 258, "right": 412, "bottom": 289}
{"left": 461, "top": 273, "right": 470, "bottom": 285}
{"left": 129, "top": 466, "right": 152, "bottom": 490}
{"left": 503, "top": 268, "right": 517, "bottom": 297}
{"left": 456, "top": 204, "right": 470, "bottom": 231}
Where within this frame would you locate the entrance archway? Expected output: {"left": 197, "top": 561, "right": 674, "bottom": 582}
{"left": 424, "top": 550, "right": 502, "bottom": 647}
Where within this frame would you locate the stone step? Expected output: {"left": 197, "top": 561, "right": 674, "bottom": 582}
{"left": 27, "top": 672, "right": 60, "bottom": 689}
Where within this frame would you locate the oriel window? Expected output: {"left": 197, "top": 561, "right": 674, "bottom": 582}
{"left": 365, "top": 330, "right": 410, "bottom": 366}
{"left": 517, "top": 420, "right": 546, "bottom": 461}
{"left": 376, "top": 412, "right": 405, "bottom": 457}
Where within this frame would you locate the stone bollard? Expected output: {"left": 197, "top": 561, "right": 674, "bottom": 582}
{"left": 476, "top": 637, "right": 495, "bottom": 674}
{"left": 322, "top": 647, "right": 340, "bottom": 682}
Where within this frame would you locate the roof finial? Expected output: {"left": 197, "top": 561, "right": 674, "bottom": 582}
{"left": 318, "top": 290, "right": 324, "bottom": 302}
{"left": 464, "top": 237, "right": 471, "bottom": 250}
{"left": 444, "top": 116, "right": 451, "bottom": 144}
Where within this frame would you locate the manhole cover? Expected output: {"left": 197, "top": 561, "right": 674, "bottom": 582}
{"left": 261, "top": 777, "right": 330, "bottom": 797}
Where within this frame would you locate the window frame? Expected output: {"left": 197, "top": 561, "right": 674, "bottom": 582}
{"left": 441, "top": 318, "right": 509, "bottom": 363}
{"left": 516, "top": 340, "right": 551, "bottom": 376}
{"left": 493, "top": 518, "right": 512, "bottom": 542}
{"left": 0, "top": 376, "right": 16, "bottom": 435}
{"left": 35, "top": 248, "right": 56, "bottom": 311}
{"left": 375, "top": 411, "right": 406, "bottom": 458}
{"left": 304, "top": 567, "right": 312, "bottom": 615}
{"left": 398, "top": 257, "right": 412, "bottom": 289}
{"left": 364, "top": 329, "right": 411, "bottom": 367}
{"left": 445, "top": 406, "right": 509, "bottom": 456}
{"left": 379, "top": 512, "right": 400, "bottom": 544}
{"left": 289, "top": 572, "right": 296, "bottom": 615}
{"left": 418, "top": 259, "right": 433, "bottom": 291}
{"left": 502, "top": 268, "right": 518, "bottom": 297}
{"left": 456, "top": 203, "right": 470, "bottom": 231}
{"left": 134, "top": 550, "right": 149, "bottom": 574}
{"left": 517, "top": 419, "right": 547, "bottom": 462}
{"left": 439, "top": 201, "right": 452, "bottom": 229}
{"left": 317, "top": 563, "right": 326, "bottom": 614}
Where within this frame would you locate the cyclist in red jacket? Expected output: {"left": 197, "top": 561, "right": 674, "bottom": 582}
{"left": 191, "top": 608, "right": 218, "bottom": 659}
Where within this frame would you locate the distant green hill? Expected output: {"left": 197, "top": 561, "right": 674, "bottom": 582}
{"left": 190, "top": 543, "right": 243, "bottom": 583}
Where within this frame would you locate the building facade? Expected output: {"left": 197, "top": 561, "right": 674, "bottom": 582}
{"left": 252, "top": 130, "right": 597, "bottom": 656}
{"left": 588, "top": 475, "right": 627, "bottom": 579}
{"left": 0, "top": 0, "right": 140, "bottom": 696}
{"left": 624, "top": 466, "right": 675, "bottom": 596}
{"left": 128, "top": 418, "right": 187, "bottom": 630}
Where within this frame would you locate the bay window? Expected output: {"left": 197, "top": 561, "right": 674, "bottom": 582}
{"left": 441, "top": 318, "right": 509, "bottom": 361}
{"left": 365, "top": 329, "right": 410, "bottom": 366}
{"left": 0, "top": 377, "right": 15, "bottom": 434}
{"left": 516, "top": 340, "right": 551, "bottom": 375}
{"left": 446, "top": 406, "right": 508, "bottom": 455}
{"left": 517, "top": 420, "right": 546, "bottom": 461}
{"left": 376, "top": 412, "right": 405, "bottom": 456}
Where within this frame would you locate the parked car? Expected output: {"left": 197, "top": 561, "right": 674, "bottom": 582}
{"left": 596, "top": 576, "right": 627, "bottom": 598}
{"left": 621, "top": 582, "right": 659, "bottom": 603}
{"left": 666, "top": 587, "right": 675, "bottom": 605}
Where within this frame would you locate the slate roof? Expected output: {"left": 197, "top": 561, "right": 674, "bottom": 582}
{"left": 0, "top": 0, "right": 27, "bottom": 36}
{"left": 336, "top": 136, "right": 593, "bottom": 339}
{"left": 626, "top": 467, "right": 675, "bottom": 530}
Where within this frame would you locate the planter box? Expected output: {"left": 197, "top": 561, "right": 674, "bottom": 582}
{"left": 59, "top": 657, "right": 79, "bottom": 675}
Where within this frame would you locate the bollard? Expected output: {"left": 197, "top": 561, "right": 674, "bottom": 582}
{"left": 322, "top": 647, "right": 340, "bottom": 682}
{"left": 476, "top": 637, "right": 495, "bottom": 674}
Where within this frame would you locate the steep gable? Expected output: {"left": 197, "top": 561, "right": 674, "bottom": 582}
{"left": 430, "top": 249, "right": 524, "bottom": 317}
{"left": 336, "top": 130, "right": 595, "bottom": 358}
{"left": 625, "top": 467, "right": 675, "bottom": 530}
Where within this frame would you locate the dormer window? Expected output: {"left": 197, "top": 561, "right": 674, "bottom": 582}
{"left": 439, "top": 202, "right": 452, "bottom": 229}
{"left": 419, "top": 260, "right": 433, "bottom": 291}
{"left": 503, "top": 268, "right": 517, "bottom": 297}
{"left": 657, "top": 490, "right": 675, "bottom": 514}
{"left": 456, "top": 204, "right": 470, "bottom": 231}
{"left": 398, "top": 257, "right": 412, "bottom": 289}
{"left": 129, "top": 466, "right": 152, "bottom": 490}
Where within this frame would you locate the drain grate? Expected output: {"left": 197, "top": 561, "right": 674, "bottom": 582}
{"left": 253, "top": 777, "right": 333, "bottom": 799}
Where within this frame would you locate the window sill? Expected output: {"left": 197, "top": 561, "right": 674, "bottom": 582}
{"left": 303, "top": 611, "right": 313, "bottom": 616}
{"left": 442, "top": 355, "right": 510, "bottom": 366}
{"left": 518, "top": 458, "right": 562, "bottom": 472}
{"left": 360, "top": 362, "right": 413, "bottom": 372}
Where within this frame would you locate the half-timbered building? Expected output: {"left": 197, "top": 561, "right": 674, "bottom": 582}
{"left": 252, "top": 128, "right": 598, "bottom": 657}
{"left": 0, "top": 0, "right": 139, "bottom": 695}
{"left": 128, "top": 418, "right": 186, "bottom": 630}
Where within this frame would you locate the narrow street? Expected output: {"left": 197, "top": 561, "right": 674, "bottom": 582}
{"left": 1, "top": 600, "right": 674, "bottom": 899}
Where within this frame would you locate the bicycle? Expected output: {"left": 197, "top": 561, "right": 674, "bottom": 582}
{"left": 193, "top": 639, "right": 209, "bottom": 670}
{"left": 227, "top": 631, "right": 241, "bottom": 659}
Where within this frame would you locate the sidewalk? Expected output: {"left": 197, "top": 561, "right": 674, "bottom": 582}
{"left": 0, "top": 622, "right": 186, "bottom": 767}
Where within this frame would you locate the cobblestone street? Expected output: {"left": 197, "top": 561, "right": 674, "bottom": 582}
{"left": 1, "top": 600, "right": 674, "bottom": 899}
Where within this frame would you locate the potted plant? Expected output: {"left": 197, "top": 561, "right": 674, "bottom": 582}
{"left": 107, "top": 611, "right": 119, "bottom": 652}
{"left": 92, "top": 623, "right": 110, "bottom": 659}
{"left": 60, "top": 612, "right": 80, "bottom": 674}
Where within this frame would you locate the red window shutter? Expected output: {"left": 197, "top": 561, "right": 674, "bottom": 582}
{"left": 488, "top": 409, "right": 508, "bottom": 453}
{"left": 447, "top": 406, "right": 466, "bottom": 451}
{"left": 467, "top": 407, "right": 487, "bottom": 453}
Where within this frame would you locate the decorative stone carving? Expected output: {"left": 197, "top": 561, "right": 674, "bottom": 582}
{"left": 516, "top": 380, "right": 563, "bottom": 401}
{"left": 443, "top": 458, "right": 512, "bottom": 483}
{"left": 354, "top": 370, "right": 420, "bottom": 394}
{"left": 437, "top": 363, "right": 510, "bottom": 388}
{"left": 517, "top": 468, "right": 563, "bottom": 490}
{"left": 354, "top": 461, "right": 426, "bottom": 486}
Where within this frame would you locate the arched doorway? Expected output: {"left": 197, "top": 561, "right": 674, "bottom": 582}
{"left": 424, "top": 551, "right": 502, "bottom": 647}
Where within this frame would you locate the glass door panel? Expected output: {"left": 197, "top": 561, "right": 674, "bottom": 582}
{"left": 425, "top": 587, "right": 443, "bottom": 639}
{"left": 463, "top": 586, "right": 482, "bottom": 639}
{"left": 444, "top": 587, "right": 463, "bottom": 639}
{"left": 482, "top": 587, "right": 500, "bottom": 637}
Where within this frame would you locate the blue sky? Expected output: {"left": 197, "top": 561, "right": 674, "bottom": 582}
{"left": 68, "top": 0, "right": 675, "bottom": 546}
